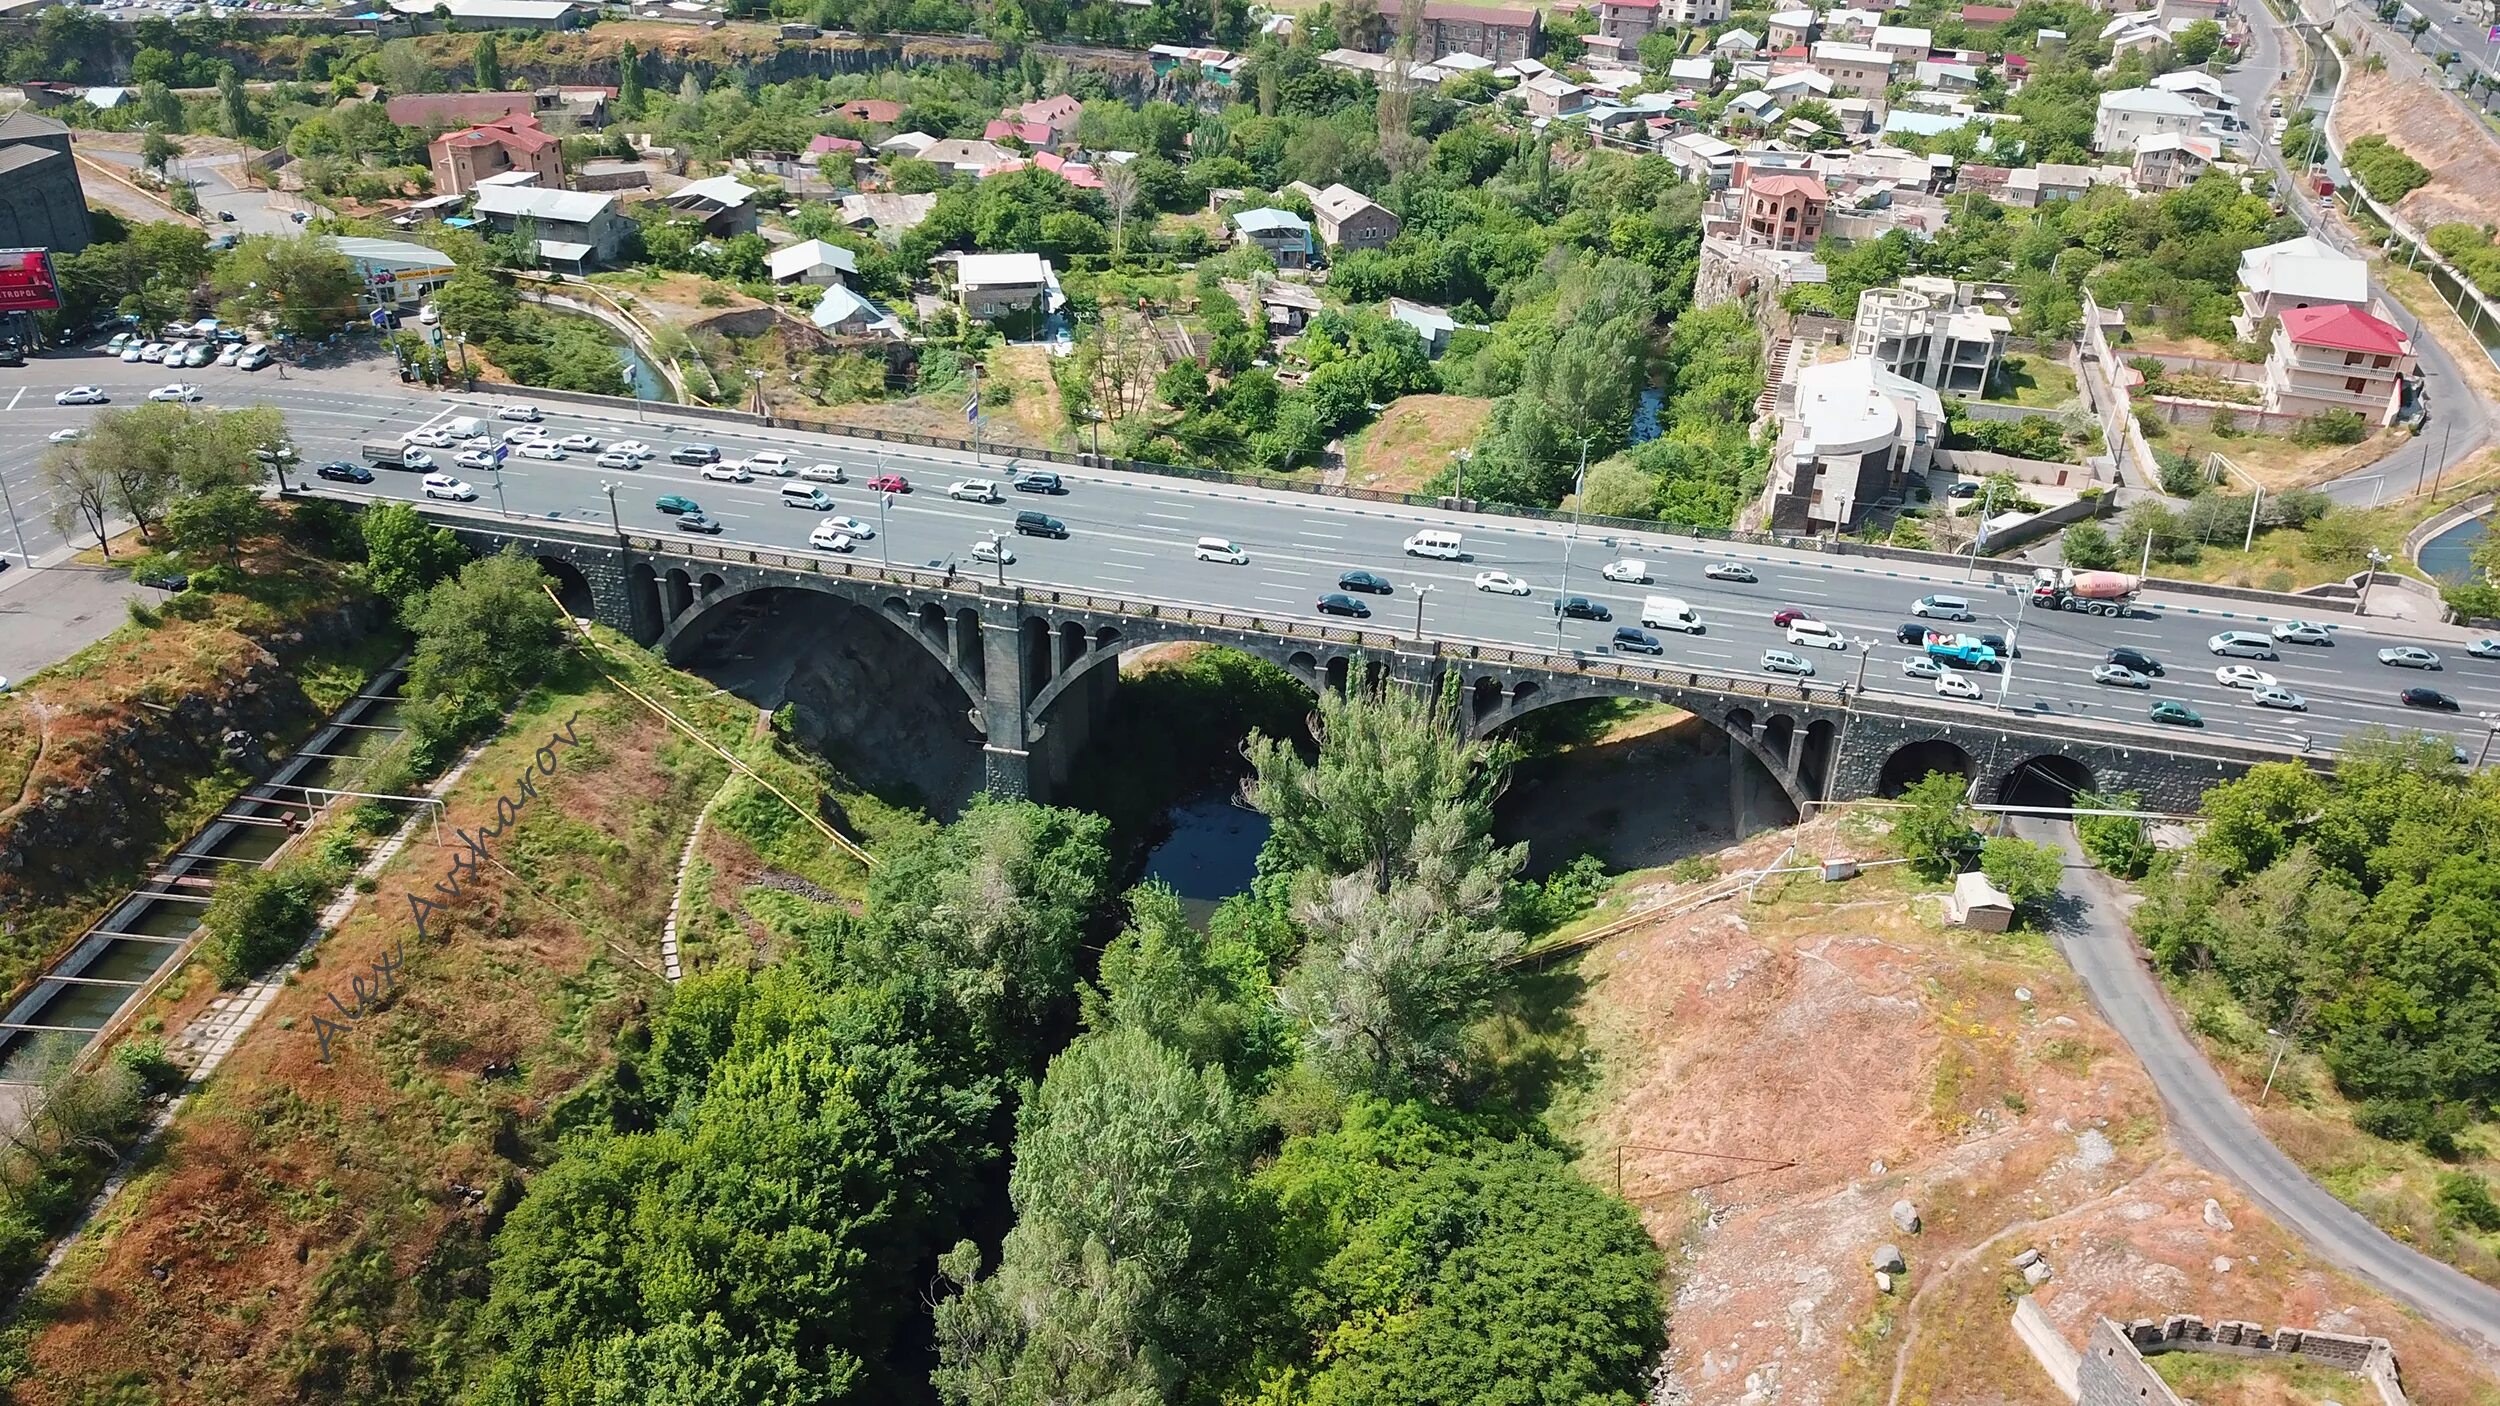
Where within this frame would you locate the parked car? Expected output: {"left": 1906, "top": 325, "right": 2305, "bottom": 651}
{"left": 1703, "top": 561, "right": 1756, "bottom": 582}
{"left": 46, "top": 428, "right": 81, "bottom": 443}
{"left": 54, "top": 386, "right": 107, "bottom": 405}
{"left": 1337, "top": 570, "right": 1393, "bottom": 594}
{"left": 1761, "top": 649, "right": 1815, "bottom": 677}
{"left": 2380, "top": 645, "right": 2444, "bottom": 669}
{"left": 1474, "top": 571, "right": 1531, "bottom": 596}
{"left": 148, "top": 383, "right": 203, "bottom": 402}
{"left": 1316, "top": 592, "right": 1370, "bottom": 618}
{"left": 235, "top": 345, "right": 272, "bottom": 371}
{"left": 315, "top": 461, "right": 374, "bottom": 483}
{"left": 2401, "top": 686, "right": 2461, "bottom": 711}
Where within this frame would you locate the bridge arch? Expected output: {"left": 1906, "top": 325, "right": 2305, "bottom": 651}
{"left": 656, "top": 578, "right": 987, "bottom": 716}
{"left": 1876, "top": 739, "right": 1977, "bottom": 797}
{"left": 536, "top": 556, "right": 594, "bottom": 618}
{"left": 1478, "top": 692, "right": 1816, "bottom": 813}
{"left": 1998, "top": 754, "right": 2095, "bottom": 808}
{"left": 627, "top": 561, "right": 663, "bottom": 643}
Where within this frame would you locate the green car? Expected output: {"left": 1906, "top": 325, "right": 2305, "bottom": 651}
{"left": 655, "top": 495, "right": 702, "bottom": 515}
{"left": 2149, "top": 699, "right": 2203, "bottom": 728}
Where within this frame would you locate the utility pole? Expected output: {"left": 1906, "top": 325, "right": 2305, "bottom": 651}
{"left": 968, "top": 361, "right": 984, "bottom": 470}
{"left": 1964, "top": 480, "right": 1998, "bottom": 580}
{"left": 878, "top": 490, "right": 893, "bottom": 569}
{"left": 0, "top": 471, "right": 31, "bottom": 567}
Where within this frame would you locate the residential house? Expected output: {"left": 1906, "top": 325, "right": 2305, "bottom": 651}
{"left": 1232, "top": 207, "right": 1314, "bottom": 268}
{"left": 1714, "top": 27, "right": 1760, "bottom": 53}
{"left": 2001, "top": 161, "right": 2101, "bottom": 206}
{"left": 1869, "top": 24, "right": 1932, "bottom": 61}
{"left": 1808, "top": 41, "right": 1896, "bottom": 96}
{"left": 2232, "top": 233, "right": 2371, "bottom": 339}
{"left": 1666, "top": 131, "right": 1738, "bottom": 185}
{"left": 984, "top": 94, "right": 1083, "bottom": 149}
{"left": 1850, "top": 276, "right": 2010, "bottom": 396}
{"left": 1739, "top": 172, "right": 1827, "bottom": 249}
{"left": 807, "top": 133, "right": 866, "bottom": 161}
{"left": 1914, "top": 58, "right": 1981, "bottom": 89}
{"left": 1820, "top": 6, "right": 1884, "bottom": 37}
{"left": 832, "top": 99, "right": 904, "bottom": 126}
{"left": 1763, "top": 67, "right": 1835, "bottom": 102}
{"left": 1300, "top": 182, "right": 1402, "bottom": 250}
{"left": 837, "top": 191, "right": 939, "bottom": 241}
{"left": 2092, "top": 86, "right": 2207, "bottom": 153}
{"left": 386, "top": 0, "right": 581, "bottom": 29}
{"left": 1766, "top": 354, "right": 1943, "bottom": 531}
{"left": 661, "top": 175, "right": 760, "bottom": 237}
{"left": 1388, "top": 297, "right": 1460, "bottom": 357}
{"left": 768, "top": 239, "right": 859, "bottom": 286}
{"left": 917, "top": 138, "right": 1020, "bottom": 176}
{"left": 2264, "top": 303, "right": 2414, "bottom": 425}
{"left": 2149, "top": 68, "right": 2236, "bottom": 113}
{"left": 2130, "top": 131, "right": 2217, "bottom": 191}
{"left": 388, "top": 87, "right": 605, "bottom": 132}
{"left": 470, "top": 184, "right": 624, "bottom": 270}
{"left": 1669, "top": 55, "right": 1717, "bottom": 87}
{"left": 428, "top": 113, "right": 563, "bottom": 197}
{"left": 1415, "top": 1, "right": 1543, "bottom": 61}
{"left": 1032, "top": 151, "right": 1106, "bottom": 189}
{"left": 1960, "top": 3, "right": 2017, "bottom": 22}
{"left": 876, "top": 131, "right": 939, "bottom": 159}
{"left": 1767, "top": 9, "right": 1814, "bottom": 47}
{"left": 1654, "top": 0, "right": 1727, "bottom": 23}
{"left": 809, "top": 283, "right": 902, "bottom": 338}
{"left": 1596, "top": 0, "right": 1660, "bottom": 48}
{"left": 2101, "top": 11, "right": 2190, "bottom": 57}
{"left": 954, "top": 251, "right": 1065, "bottom": 324}
{"left": 1522, "top": 72, "right": 1593, "bottom": 118}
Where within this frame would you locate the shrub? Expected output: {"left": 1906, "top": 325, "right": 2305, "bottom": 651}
{"left": 112, "top": 1038, "right": 185, "bottom": 1096}
{"left": 1669, "top": 854, "right": 1721, "bottom": 884}
{"left": 2209, "top": 408, "right": 2239, "bottom": 438}
{"left": 2156, "top": 449, "right": 2205, "bottom": 497}
{"left": 2440, "top": 1171, "right": 2500, "bottom": 1231}
{"left": 199, "top": 864, "right": 325, "bottom": 984}
{"left": 2345, "top": 134, "right": 2431, "bottom": 203}
{"left": 2292, "top": 409, "right": 2369, "bottom": 446}
{"left": 2061, "top": 522, "right": 2119, "bottom": 569}
{"left": 2075, "top": 792, "right": 2154, "bottom": 878}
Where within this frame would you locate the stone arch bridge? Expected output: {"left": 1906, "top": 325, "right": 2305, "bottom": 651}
{"left": 435, "top": 509, "right": 2289, "bottom": 811}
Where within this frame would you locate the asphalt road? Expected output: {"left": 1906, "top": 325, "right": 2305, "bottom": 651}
{"left": 5, "top": 357, "right": 2497, "bottom": 759}
{"left": 2026, "top": 816, "right": 2500, "bottom": 1353}
{"left": 2230, "top": 0, "right": 2497, "bottom": 505}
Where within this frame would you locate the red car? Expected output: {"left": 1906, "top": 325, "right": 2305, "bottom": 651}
{"left": 1772, "top": 606, "right": 1813, "bottom": 627}
{"left": 869, "top": 473, "right": 911, "bottom": 494}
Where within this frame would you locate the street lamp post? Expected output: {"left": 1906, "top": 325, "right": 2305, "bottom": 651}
{"left": 1407, "top": 582, "right": 1434, "bottom": 640}
{"left": 2259, "top": 1026, "right": 2290, "bottom": 1105}
{"left": 1964, "top": 480, "right": 1999, "bottom": 581}
{"left": 1850, "top": 635, "right": 1874, "bottom": 694}
{"left": 601, "top": 482, "right": 621, "bottom": 543}
{"left": 0, "top": 471, "right": 31, "bottom": 567}
{"left": 878, "top": 490, "right": 893, "bottom": 569}
{"left": 1989, "top": 598, "right": 2026, "bottom": 711}
{"left": 493, "top": 464, "right": 509, "bottom": 519}
{"left": 2358, "top": 546, "right": 2390, "bottom": 615}
{"left": 2478, "top": 710, "right": 2500, "bottom": 768}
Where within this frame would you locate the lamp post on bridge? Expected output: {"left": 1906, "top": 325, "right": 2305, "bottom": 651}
{"left": 600, "top": 481, "right": 621, "bottom": 545}
{"left": 1407, "top": 582, "right": 1434, "bottom": 641}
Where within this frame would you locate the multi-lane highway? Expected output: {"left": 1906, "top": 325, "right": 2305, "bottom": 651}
{"left": 5, "top": 358, "right": 2497, "bottom": 757}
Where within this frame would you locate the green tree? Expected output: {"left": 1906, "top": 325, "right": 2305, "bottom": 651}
{"left": 473, "top": 31, "right": 501, "bottom": 90}
{"left": 359, "top": 501, "right": 469, "bottom": 609}
{"left": 38, "top": 443, "right": 114, "bottom": 557}
{"left": 2075, "top": 791, "right": 2155, "bottom": 878}
{"left": 1892, "top": 770, "right": 1978, "bottom": 879}
{"left": 618, "top": 39, "right": 644, "bottom": 114}
{"left": 2174, "top": 17, "right": 2222, "bottom": 63}
{"left": 402, "top": 548, "right": 566, "bottom": 750}
{"left": 138, "top": 125, "right": 180, "bottom": 175}
{"left": 2060, "top": 521, "right": 2120, "bottom": 570}
{"left": 163, "top": 484, "right": 273, "bottom": 567}
{"left": 1979, "top": 836, "right": 2064, "bottom": 915}
{"left": 1087, "top": 883, "right": 1279, "bottom": 1079}
{"left": 216, "top": 62, "right": 250, "bottom": 139}
{"left": 2194, "top": 761, "right": 2327, "bottom": 878}
{"left": 213, "top": 234, "right": 362, "bottom": 338}
{"left": 1280, "top": 875, "right": 1523, "bottom": 1097}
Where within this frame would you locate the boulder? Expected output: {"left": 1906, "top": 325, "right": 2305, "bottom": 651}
{"left": 1872, "top": 1243, "right": 1907, "bottom": 1275}
{"left": 2012, "top": 1247, "right": 2041, "bottom": 1269}
{"left": 1890, "top": 1199, "right": 1921, "bottom": 1234}
{"left": 1874, "top": 1270, "right": 1894, "bottom": 1294}
{"left": 2203, "top": 1198, "right": 2234, "bottom": 1232}
{"left": 2023, "top": 1259, "right": 2053, "bottom": 1286}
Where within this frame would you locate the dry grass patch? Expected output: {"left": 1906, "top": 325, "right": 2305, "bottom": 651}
{"left": 1341, "top": 394, "right": 1494, "bottom": 494}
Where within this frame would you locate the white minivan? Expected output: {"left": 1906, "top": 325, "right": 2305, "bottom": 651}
{"left": 1640, "top": 596, "right": 1702, "bottom": 633}
{"left": 2207, "top": 630, "right": 2280, "bottom": 660}
{"left": 1913, "top": 593, "right": 1973, "bottom": 621}
{"left": 780, "top": 483, "right": 836, "bottom": 511}
{"left": 1195, "top": 537, "right": 1248, "bottom": 564}
{"left": 1402, "top": 530, "right": 1465, "bottom": 560}
{"left": 1786, "top": 618, "right": 1846, "bottom": 650}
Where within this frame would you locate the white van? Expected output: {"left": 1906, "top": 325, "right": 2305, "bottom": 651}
{"left": 780, "top": 483, "right": 835, "bottom": 511}
{"left": 1640, "top": 596, "right": 1702, "bottom": 633}
{"left": 1402, "top": 529, "right": 1465, "bottom": 560}
{"left": 1913, "top": 593, "right": 1973, "bottom": 621}
{"left": 746, "top": 451, "right": 795, "bottom": 476}
{"left": 1194, "top": 537, "right": 1248, "bottom": 564}
{"left": 445, "top": 416, "right": 486, "bottom": 441}
{"left": 1786, "top": 618, "right": 1845, "bottom": 650}
{"left": 2207, "top": 630, "right": 2280, "bottom": 660}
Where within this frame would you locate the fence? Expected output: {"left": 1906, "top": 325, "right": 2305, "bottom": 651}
{"left": 1933, "top": 448, "right": 2097, "bottom": 488}
{"left": 2142, "top": 396, "right": 2311, "bottom": 434}
{"left": 2081, "top": 292, "right": 2162, "bottom": 490}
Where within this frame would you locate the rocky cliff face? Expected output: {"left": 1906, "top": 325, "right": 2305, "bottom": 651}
{"left": 0, "top": 599, "right": 388, "bottom": 926}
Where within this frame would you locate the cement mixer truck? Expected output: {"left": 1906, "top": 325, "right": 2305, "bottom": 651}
{"left": 2029, "top": 568, "right": 2140, "bottom": 617}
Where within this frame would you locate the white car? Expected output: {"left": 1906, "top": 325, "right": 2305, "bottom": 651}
{"left": 404, "top": 428, "right": 455, "bottom": 448}
{"left": 820, "top": 516, "right": 874, "bottom": 539}
{"left": 972, "top": 536, "right": 1016, "bottom": 565}
{"left": 421, "top": 473, "right": 476, "bottom": 501}
{"left": 609, "top": 440, "right": 652, "bottom": 460}
{"left": 2470, "top": 638, "right": 2500, "bottom": 660}
{"left": 1600, "top": 559, "right": 1650, "bottom": 584}
{"left": 745, "top": 451, "right": 794, "bottom": 476}
{"left": 2251, "top": 684, "right": 2308, "bottom": 710}
{"left": 1934, "top": 672, "right": 1981, "bottom": 700}
{"left": 215, "top": 344, "right": 242, "bottom": 366}
{"left": 2271, "top": 620, "right": 2334, "bottom": 645}
{"left": 1473, "top": 570, "right": 1532, "bottom": 596}
{"left": 148, "top": 383, "right": 202, "bottom": 402}
{"left": 54, "top": 386, "right": 107, "bottom": 405}
{"left": 948, "top": 478, "right": 1003, "bottom": 503}
{"left": 800, "top": 463, "right": 846, "bottom": 483}
{"left": 1900, "top": 656, "right": 1942, "bottom": 680}
{"left": 46, "top": 427, "right": 81, "bottom": 443}
{"left": 2214, "top": 665, "right": 2277, "bottom": 689}
{"left": 701, "top": 463, "right": 752, "bottom": 483}
{"left": 121, "top": 346, "right": 146, "bottom": 363}
{"left": 1703, "top": 560, "right": 1757, "bottom": 583}
{"left": 2093, "top": 663, "right": 2151, "bottom": 688}
{"left": 502, "top": 425, "right": 547, "bottom": 445}
{"left": 1195, "top": 538, "right": 1248, "bottom": 564}
{"left": 594, "top": 451, "right": 639, "bottom": 469}
{"left": 455, "top": 449, "right": 497, "bottom": 470}
{"left": 1761, "top": 649, "right": 1816, "bottom": 677}
{"left": 807, "top": 521, "right": 856, "bottom": 551}
{"left": 2379, "top": 645, "right": 2443, "bottom": 669}
{"left": 557, "top": 433, "right": 600, "bottom": 452}
{"left": 235, "top": 345, "right": 272, "bottom": 371}
{"left": 497, "top": 403, "right": 542, "bottom": 422}
{"left": 137, "top": 342, "right": 166, "bottom": 362}
{"left": 518, "top": 442, "right": 566, "bottom": 461}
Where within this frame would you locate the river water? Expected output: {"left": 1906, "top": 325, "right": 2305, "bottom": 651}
{"left": 1140, "top": 789, "right": 1270, "bottom": 926}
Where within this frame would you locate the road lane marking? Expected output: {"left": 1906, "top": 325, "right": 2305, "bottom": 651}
{"left": 6, "top": 389, "right": 19, "bottom": 411}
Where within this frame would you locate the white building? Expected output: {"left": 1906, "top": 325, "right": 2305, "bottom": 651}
{"left": 1767, "top": 354, "right": 1944, "bottom": 531}
{"left": 767, "top": 239, "right": 859, "bottom": 286}
{"left": 2091, "top": 87, "right": 2207, "bottom": 153}
{"left": 329, "top": 235, "right": 457, "bottom": 311}
{"left": 954, "top": 251, "right": 1064, "bottom": 324}
{"left": 2232, "top": 233, "right": 2372, "bottom": 341}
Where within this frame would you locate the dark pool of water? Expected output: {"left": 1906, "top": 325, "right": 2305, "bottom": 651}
{"left": 1141, "top": 789, "right": 1271, "bottom": 926}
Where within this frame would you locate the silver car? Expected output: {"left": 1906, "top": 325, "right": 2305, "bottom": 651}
{"left": 2379, "top": 646, "right": 2443, "bottom": 669}
{"left": 2092, "top": 663, "right": 2151, "bottom": 688}
{"left": 2270, "top": 620, "right": 2333, "bottom": 646}
{"left": 1762, "top": 649, "right": 1815, "bottom": 677}
{"left": 2251, "top": 684, "right": 2307, "bottom": 710}
{"left": 1900, "top": 656, "right": 1942, "bottom": 680}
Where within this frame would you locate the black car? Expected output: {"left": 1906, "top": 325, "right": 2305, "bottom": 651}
{"left": 137, "top": 571, "right": 189, "bottom": 592}
{"left": 1896, "top": 621, "right": 1929, "bottom": 645}
{"left": 2106, "top": 647, "right": 2162, "bottom": 676}
{"left": 1611, "top": 626, "right": 1664, "bottom": 655}
{"left": 1338, "top": 570, "right": 1394, "bottom": 594}
{"left": 1948, "top": 481, "right": 1979, "bottom": 498}
{"left": 1013, "top": 471, "right": 1064, "bottom": 494}
{"left": 316, "top": 460, "right": 374, "bottom": 484}
{"left": 2401, "top": 686, "right": 2461, "bottom": 711}
{"left": 676, "top": 512, "right": 725, "bottom": 535}
{"left": 1979, "top": 633, "right": 2017, "bottom": 659}
{"left": 669, "top": 444, "right": 722, "bottom": 466}
{"left": 1555, "top": 595, "right": 1613, "bottom": 622}
{"left": 1013, "top": 511, "right": 1068, "bottom": 538}
{"left": 1317, "top": 592, "right": 1370, "bottom": 618}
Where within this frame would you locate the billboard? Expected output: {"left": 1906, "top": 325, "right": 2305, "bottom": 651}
{"left": 0, "top": 248, "right": 60, "bottom": 313}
